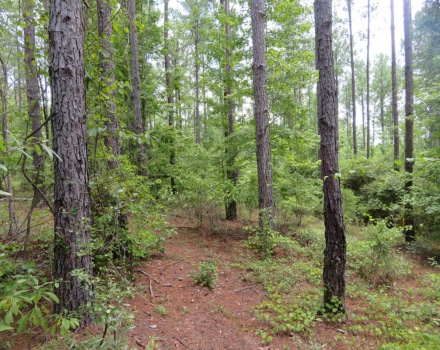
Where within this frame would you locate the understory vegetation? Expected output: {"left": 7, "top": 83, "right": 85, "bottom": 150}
{"left": 1, "top": 154, "right": 440, "bottom": 348}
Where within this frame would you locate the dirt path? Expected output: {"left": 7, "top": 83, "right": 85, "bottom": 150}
{"left": 127, "top": 226, "right": 271, "bottom": 349}
{"left": 125, "top": 222, "right": 346, "bottom": 350}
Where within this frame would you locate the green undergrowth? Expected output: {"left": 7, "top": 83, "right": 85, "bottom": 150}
{"left": 235, "top": 220, "right": 440, "bottom": 348}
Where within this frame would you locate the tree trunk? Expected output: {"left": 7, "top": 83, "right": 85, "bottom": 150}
{"left": 315, "top": 0, "right": 346, "bottom": 314}
{"left": 97, "top": 0, "right": 120, "bottom": 170}
{"left": 48, "top": 0, "right": 93, "bottom": 326}
{"left": 251, "top": 0, "right": 274, "bottom": 227}
{"left": 391, "top": 0, "right": 399, "bottom": 170}
{"left": 347, "top": 0, "right": 357, "bottom": 156}
{"left": 164, "top": 0, "right": 176, "bottom": 193}
{"left": 0, "top": 55, "right": 17, "bottom": 237}
{"left": 194, "top": 22, "right": 201, "bottom": 144}
{"left": 366, "top": 0, "right": 371, "bottom": 158}
{"left": 129, "top": 0, "right": 148, "bottom": 175}
{"left": 403, "top": 0, "right": 415, "bottom": 242}
{"left": 23, "top": 0, "right": 46, "bottom": 206}
{"left": 222, "top": 0, "right": 238, "bottom": 221}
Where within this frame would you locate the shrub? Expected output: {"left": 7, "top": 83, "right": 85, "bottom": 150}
{"left": 190, "top": 261, "right": 218, "bottom": 290}
{"left": 348, "top": 221, "right": 411, "bottom": 284}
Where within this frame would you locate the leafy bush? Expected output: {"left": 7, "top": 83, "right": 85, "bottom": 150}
{"left": 190, "top": 261, "right": 218, "bottom": 290}
{"left": 0, "top": 256, "right": 77, "bottom": 335}
{"left": 90, "top": 161, "right": 172, "bottom": 268}
{"left": 347, "top": 221, "right": 411, "bottom": 284}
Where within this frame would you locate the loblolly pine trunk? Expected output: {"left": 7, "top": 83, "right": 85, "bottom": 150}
{"left": 391, "top": 0, "right": 400, "bottom": 170}
{"left": 403, "top": 0, "right": 415, "bottom": 242}
{"left": 315, "top": 0, "right": 346, "bottom": 315}
{"left": 48, "top": 0, "right": 93, "bottom": 326}
{"left": 222, "top": 0, "right": 238, "bottom": 221}
{"left": 129, "top": 0, "right": 148, "bottom": 175}
{"left": 251, "top": 0, "right": 274, "bottom": 228}
{"left": 97, "top": 0, "right": 121, "bottom": 170}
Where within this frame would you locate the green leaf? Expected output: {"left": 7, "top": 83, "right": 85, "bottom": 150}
{"left": 41, "top": 143, "right": 62, "bottom": 162}
{"left": 16, "top": 313, "right": 30, "bottom": 333}
{"left": 0, "top": 190, "right": 12, "bottom": 196}
{"left": 0, "top": 323, "right": 14, "bottom": 332}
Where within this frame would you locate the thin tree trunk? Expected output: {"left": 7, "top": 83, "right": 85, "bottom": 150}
{"left": 129, "top": 0, "right": 148, "bottom": 175}
{"left": 366, "top": 0, "right": 371, "bottom": 158}
{"left": 48, "top": 0, "right": 93, "bottom": 326}
{"left": 0, "top": 56, "right": 17, "bottom": 237}
{"left": 403, "top": 0, "right": 415, "bottom": 242}
{"left": 361, "top": 94, "right": 365, "bottom": 149}
{"left": 315, "top": 0, "right": 346, "bottom": 314}
{"left": 251, "top": 0, "right": 274, "bottom": 228}
{"left": 390, "top": 0, "right": 399, "bottom": 170}
{"left": 222, "top": 0, "right": 238, "bottom": 220}
{"left": 194, "top": 23, "right": 201, "bottom": 144}
{"left": 23, "top": 0, "right": 46, "bottom": 206}
{"left": 164, "top": 0, "right": 176, "bottom": 193}
{"left": 347, "top": 0, "right": 357, "bottom": 156}
{"left": 97, "top": 0, "right": 120, "bottom": 170}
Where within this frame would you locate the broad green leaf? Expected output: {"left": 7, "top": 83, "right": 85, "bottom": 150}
{"left": 0, "top": 323, "right": 14, "bottom": 332}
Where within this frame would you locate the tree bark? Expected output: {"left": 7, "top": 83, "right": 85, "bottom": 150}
{"left": 403, "top": 0, "right": 415, "bottom": 242}
{"left": 391, "top": 0, "right": 399, "bottom": 170}
{"left": 0, "top": 55, "right": 17, "bottom": 237}
{"left": 315, "top": 0, "right": 346, "bottom": 314}
{"left": 194, "top": 21, "right": 201, "bottom": 144}
{"left": 48, "top": 0, "right": 93, "bottom": 326}
{"left": 23, "top": 0, "right": 46, "bottom": 206}
{"left": 251, "top": 0, "right": 274, "bottom": 227}
{"left": 164, "top": 0, "right": 176, "bottom": 193}
{"left": 97, "top": 0, "right": 120, "bottom": 170}
{"left": 366, "top": 0, "right": 371, "bottom": 158}
{"left": 222, "top": 0, "right": 238, "bottom": 221}
{"left": 129, "top": 0, "right": 148, "bottom": 175}
{"left": 347, "top": 0, "right": 357, "bottom": 156}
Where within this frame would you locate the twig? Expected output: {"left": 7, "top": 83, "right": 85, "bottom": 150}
{"left": 149, "top": 278, "right": 154, "bottom": 298}
{"left": 136, "top": 339, "right": 146, "bottom": 348}
{"left": 176, "top": 337, "right": 192, "bottom": 350}
{"left": 137, "top": 269, "right": 159, "bottom": 283}
{"left": 161, "top": 260, "right": 181, "bottom": 271}
{"left": 0, "top": 198, "right": 32, "bottom": 201}
{"left": 233, "top": 283, "right": 261, "bottom": 293}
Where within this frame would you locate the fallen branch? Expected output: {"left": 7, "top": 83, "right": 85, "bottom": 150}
{"left": 137, "top": 269, "right": 159, "bottom": 283}
{"left": 176, "top": 337, "right": 192, "bottom": 350}
{"left": 0, "top": 198, "right": 32, "bottom": 201}
{"left": 149, "top": 278, "right": 154, "bottom": 298}
{"left": 233, "top": 283, "right": 261, "bottom": 293}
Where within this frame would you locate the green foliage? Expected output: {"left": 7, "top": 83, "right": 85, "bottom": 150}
{"left": 341, "top": 157, "right": 406, "bottom": 224}
{"left": 37, "top": 268, "right": 135, "bottom": 350}
{"left": 154, "top": 305, "right": 169, "bottom": 315}
{"left": 90, "top": 160, "right": 173, "bottom": 268}
{"left": 256, "top": 292, "right": 318, "bottom": 337}
{"left": 190, "top": 260, "right": 218, "bottom": 290}
{"left": 0, "top": 254, "right": 78, "bottom": 335}
{"left": 378, "top": 333, "right": 440, "bottom": 350}
{"left": 347, "top": 221, "right": 410, "bottom": 284}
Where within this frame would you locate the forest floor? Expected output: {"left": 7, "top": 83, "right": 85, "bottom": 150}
{"left": 120, "top": 216, "right": 439, "bottom": 350}
{"left": 3, "top": 210, "right": 440, "bottom": 350}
